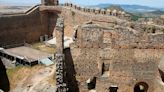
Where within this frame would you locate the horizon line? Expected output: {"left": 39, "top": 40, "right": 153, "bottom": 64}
{"left": 0, "top": 2, "right": 164, "bottom": 9}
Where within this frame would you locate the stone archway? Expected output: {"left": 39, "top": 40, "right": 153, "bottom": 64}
{"left": 134, "top": 82, "right": 149, "bottom": 92}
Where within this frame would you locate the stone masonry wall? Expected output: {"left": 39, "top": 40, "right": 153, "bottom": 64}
{"left": 0, "top": 6, "right": 50, "bottom": 48}
{"left": 61, "top": 6, "right": 125, "bottom": 37}
{"left": 70, "top": 23, "right": 164, "bottom": 92}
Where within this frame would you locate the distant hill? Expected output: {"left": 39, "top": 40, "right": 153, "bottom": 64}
{"left": 0, "top": 6, "right": 30, "bottom": 9}
{"left": 89, "top": 4, "right": 164, "bottom": 13}
{"left": 105, "top": 5, "right": 124, "bottom": 11}
{"left": 0, "top": 6, "right": 31, "bottom": 14}
{"left": 89, "top": 4, "right": 164, "bottom": 20}
{"left": 127, "top": 9, "right": 164, "bottom": 20}
{"left": 149, "top": 10, "right": 164, "bottom": 15}
{"left": 132, "top": 10, "right": 164, "bottom": 18}
{"left": 120, "top": 5, "right": 157, "bottom": 12}
{"left": 89, "top": 4, "right": 112, "bottom": 9}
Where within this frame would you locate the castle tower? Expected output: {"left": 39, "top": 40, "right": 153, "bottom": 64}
{"left": 41, "top": 0, "right": 59, "bottom": 6}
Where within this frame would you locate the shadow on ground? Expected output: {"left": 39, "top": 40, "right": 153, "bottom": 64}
{"left": 64, "top": 48, "right": 79, "bottom": 92}
{"left": 0, "top": 58, "right": 10, "bottom": 92}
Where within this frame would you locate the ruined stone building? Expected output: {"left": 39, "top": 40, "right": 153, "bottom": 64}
{"left": 0, "top": 0, "right": 164, "bottom": 92}
{"left": 67, "top": 23, "right": 164, "bottom": 92}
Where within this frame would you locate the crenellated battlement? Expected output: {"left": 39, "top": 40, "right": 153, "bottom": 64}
{"left": 63, "top": 3, "right": 131, "bottom": 21}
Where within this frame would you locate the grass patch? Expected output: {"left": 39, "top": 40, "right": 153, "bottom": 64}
{"left": 31, "top": 43, "right": 44, "bottom": 50}
{"left": 7, "top": 65, "right": 45, "bottom": 90}
{"left": 31, "top": 42, "right": 56, "bottom": 54}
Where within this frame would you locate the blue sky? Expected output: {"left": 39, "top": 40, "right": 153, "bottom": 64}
{"left": 0, "top": 0, "right": 164, "bottom": 8}
{"left": 0, "top": 0, "right": 41, "bottom": 6}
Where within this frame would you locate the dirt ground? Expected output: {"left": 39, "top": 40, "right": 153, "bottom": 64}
{"left": 7, "top": 65, "right": 56, "bottom": 92}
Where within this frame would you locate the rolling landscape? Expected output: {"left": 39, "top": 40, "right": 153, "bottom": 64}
{"left": 1, "top": 3, "right": 164, "bottom": 18}
{"left": 0, "top": 6, "right": 31, "bottom": 15}
{"left": 89, "top": 4, "right": 164, "bottom": 19}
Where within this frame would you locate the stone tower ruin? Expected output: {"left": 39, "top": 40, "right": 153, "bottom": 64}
{"left": 41, "top": 0, "right": 59, "bottom": 5}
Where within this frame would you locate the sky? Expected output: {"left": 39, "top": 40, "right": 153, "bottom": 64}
{"left": 0, "top": 0, "right": 164, "bottom": 8}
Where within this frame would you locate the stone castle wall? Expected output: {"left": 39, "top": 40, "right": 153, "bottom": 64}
{"left": 0, "top": 2, "right": 164, "bottom": 91}
{"left": 0, "top": 3, "right": 130, "bottom": 48}
{"left": 63, "top": 3, "right": 131, "bottom": 20}
{"left": 61, "top": 6, "right": 127, "bottom": 37}
{"left": 69, "top": 24, "right": 164, "bottom": 92}
{"left": 0, "top": 6, "right": 52, "bottom": 48}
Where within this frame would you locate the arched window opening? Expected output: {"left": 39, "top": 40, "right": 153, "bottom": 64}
{"left": 134, "top": 82, "right": 148, "bottom": 92}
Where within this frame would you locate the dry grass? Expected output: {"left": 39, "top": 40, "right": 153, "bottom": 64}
{"left": 47, "top": 74, "right": 56, "bottom": 85}
{"left": 31, "top": 43, "right": 56, "bottom": 54}
{"left": 47, "top": 65, "right": 56, "bottom": 85}
{"left": 7, "top": 65, "right": 45, "bottom": 90}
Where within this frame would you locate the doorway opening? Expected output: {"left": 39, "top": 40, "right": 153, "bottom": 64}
{"left": 109, "top": 85, "right": 118, "bottom": 92}
{"left": 87, "top": 77, "right": 96, "bottom": 90}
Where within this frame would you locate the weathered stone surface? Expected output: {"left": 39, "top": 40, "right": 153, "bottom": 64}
{"left": 55, "top": 18, "right": 67, "bottom": 92}
{"left": 55, "top": 18, "right": 64, "bottom": 54}
{"left": 41, "top": 0, "right": 59, "bottom": 6}
{"left": 1, "top": 2, "right": 164, "bottom": 92}
{"left": 55, "top": 54, "right": 67, "bottom": 92}
{"left": 68, "top": 23, "right": 164, "bottom": 92}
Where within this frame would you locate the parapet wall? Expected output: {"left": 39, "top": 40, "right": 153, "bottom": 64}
{"left": 0, "top": 5, "right": 49, "bottom": 48}
{"left": 61, "top": 5, "right": 128, "bottom": 37}
{"left": 63, "top": 3, "right": 131, "bottom": 20}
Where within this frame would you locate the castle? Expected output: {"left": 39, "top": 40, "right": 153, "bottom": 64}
{"left": 0, "top": 0, "right": 164, "bottom": 92}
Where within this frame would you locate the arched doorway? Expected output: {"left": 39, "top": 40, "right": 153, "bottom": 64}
{"left": 134, "top": 82, "right": 148, "bottom": 92}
